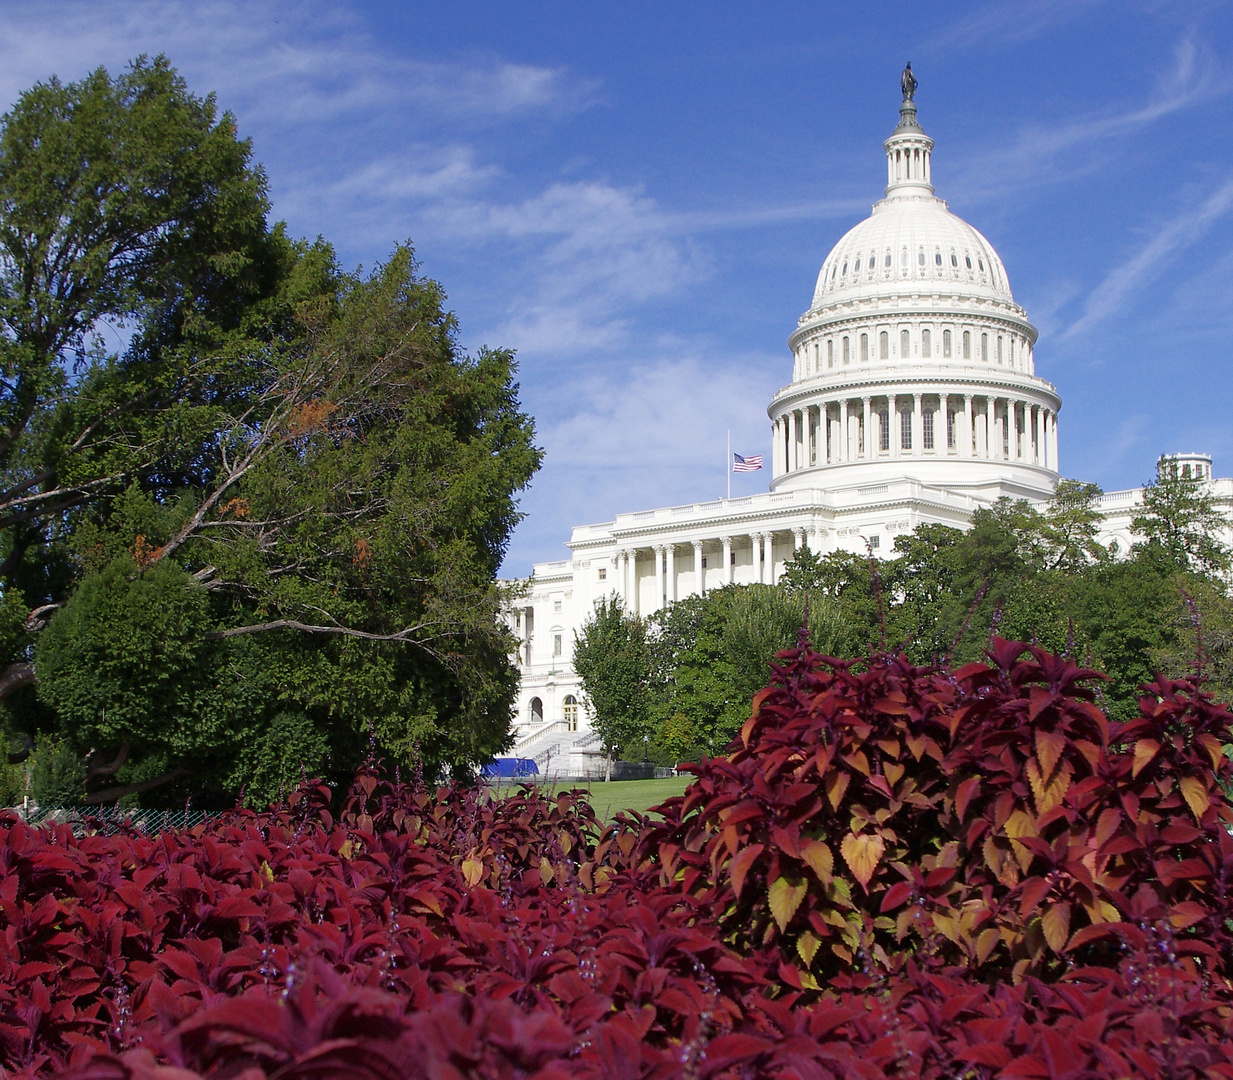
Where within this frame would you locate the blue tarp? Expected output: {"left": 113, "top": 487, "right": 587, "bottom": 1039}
{"left": 483, "top": 757, "right": 540, "bottom": 778}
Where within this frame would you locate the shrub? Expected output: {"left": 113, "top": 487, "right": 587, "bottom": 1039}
{"left": 1, "top": 638, "right": 1231, "bottom": 1079}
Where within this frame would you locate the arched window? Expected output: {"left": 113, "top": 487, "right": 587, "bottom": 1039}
{"left": 978, "top": 258, "right": 985, "bottom": 272}
{"left": 860, "top": 333, "right": 869, "bottom": 361}
{"left": 854, "top": 257, "right": 861, "bottom": 272}
{"left": 900, "top": 328, "right": 910, "bottom": 356}
{"left": 935, "top": 251, "right": 943, "bottom": 266}
{"left": 530, "top": 697, "right": 543, "bottom": 724}
{"left": 981, "top": 333, "right": 989, "bottom": 362}
{"left": 917, "top": 249, "right": 926, "bottom": 267}
{"left": 884, "top": 251, "right": 892, "bottom": 268}
{"left": 842, "top": 261, "right": 848, "bottom": 276}
{"left": 827, "top": 340, "right": 834, "bottom": 368}
{"left": 965, "top": 255, "right": 973, "bottom": 270}
{"left": 962, "top": 331, "right": 971, "bottom": 359}
{"left": 879, "top": 331, "right": 889, "bottom": 359}
{"left": 563, "top": 695, "right": 578, "bottom": 731}
{"left": 943, "top": 329, "right": 952, "bottom": 358}
{"left": 951, "top": 252, "right": 958, "bottom": 267}
{"left": 997, "top": 336, "right": 1004, "bottom": 364}
{"left": 900, "top": 247, "right": 908, "bottom": 269}
{"left": 922, "top": 329, "right": 931, "bottom": 357}
{"left": 843, "top": 336, "right": 850, "bottom": 364}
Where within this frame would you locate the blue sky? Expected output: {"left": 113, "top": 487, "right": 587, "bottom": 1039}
{"left": 5, "top": 1, "right": 1233, "bottom": 575}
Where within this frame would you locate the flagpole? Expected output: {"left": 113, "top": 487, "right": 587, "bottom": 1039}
{"left": 726, "top": 430, "right": 731, "bottom": 500}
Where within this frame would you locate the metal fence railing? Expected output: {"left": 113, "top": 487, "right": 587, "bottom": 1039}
{"left": 4, "top": 805, "right": 216, "bottom": 834}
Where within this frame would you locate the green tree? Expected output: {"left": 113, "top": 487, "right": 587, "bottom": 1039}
{"left": 1042, "top": 480, "right": 1107, "bottom": 572}
{"left": 572, "top": 597, "right": 649, "bottom": 779}
{"left": 1132, "top": 456, "right": 1231, "bottom": 575}
{"left": 0, "top": 59, "right": 541, "bottom": 804}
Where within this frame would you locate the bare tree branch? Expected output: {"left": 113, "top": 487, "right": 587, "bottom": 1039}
{"left": 205, "top": 619, "right": 436, "bottom": 643}
{"left": 0, "top": 661, "right": 35, "bottom": 699}
{"left": 82, "top": 766, "right": 190, "bottom": 805}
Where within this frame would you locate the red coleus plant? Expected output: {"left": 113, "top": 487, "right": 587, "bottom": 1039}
{"left": 621, "top": 636, "right": 1233, "bottom": 989}
{"left": 1, "top": 638, "right": 1233, "bottom": 1079}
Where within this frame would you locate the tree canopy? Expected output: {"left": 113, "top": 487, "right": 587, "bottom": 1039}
{"left": 0, "top": 58, "right": 541, "bottom": 806}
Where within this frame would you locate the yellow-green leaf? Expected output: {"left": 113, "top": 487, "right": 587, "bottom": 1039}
{"left": 1180, "top": 775, "right": 1211, "bottom": 823}
{"left": 800, "top": 839, "right": 834, "bottom": 885}
{"left": 825, "top": 770, "right": 850, "bottom": 811}
{"left": 768, "top": 874, "right": 808, "bottom": 932}
{"left": 539, "top": 857, "right": 555, "bottom": 886}
{"left": 461, "top": 857, "right": 484, "bottom": 887}
{"left": 796, "top": 929, "right": 822, "bottom": 967}
{"left": 840, "top": 832, "right": 885, "bottom": 891}
{"left": 1042, "top": 902, "right": 1071, "bottom": 952}
{"left": 1132, "top": 738, "right": 1160, "bottom": 778}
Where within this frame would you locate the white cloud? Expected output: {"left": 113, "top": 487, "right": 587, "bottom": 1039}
{"left": 951, "top": 34, "right": 1224, "bottom": 203}
{"left": 1063, "top": 176, "right": 1233, "bottom": 339}
{"left": 930, "top": 0, "right": 1108, "bottom": 50}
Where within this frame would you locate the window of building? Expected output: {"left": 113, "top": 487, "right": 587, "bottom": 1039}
{"left": 943, "top": 329, "right": 952, "bottom": 357}
{"left": 730, "top": 552, "right": 737, "bottom": 566}
{"left": 900, "top": 329, "right": 910, "bottom": 356}
{"left": 947, "top": 408, "right": 956, "bottom": 449}
{"left": 997, "top": 336, "right": 1004, "bottom": 364}
{"left": 965, "top": 255, "right": 973, "bottom": 269}
{"left": 900, "top": 247, "right": 908, "bottom": 269}
{"left": 842, "top": 261, "right": 848, "bottom": 275}
{"left": 553, "top": 600, "right": 562, "bottom": 613}
{"left": 860, "top": 333, "right": 869, "bottom": 361}
{"left": 553, "top": 634, "right": 562, "bottom": 656}
{"left": 843, "top": 336, "right": 850, "bottom": 364}
{"left": 978, "top": 258, "right": 985, "bottom": 272}
{"left": 854, "top": 257, "right": 861, "bottom": 272}
{"left": 962, "top": 330, "right": 970, "bottom": 359}
{"left": 827, "top": 339, "right": 834, "bottom": 367}
{"left": 901, "top": 409, "right": 912, "bottom": 450}
{"left": 701, "top": 556, "right": 707, "bottom": 568}
{"left": 923, "top": 409, "right": 935, "bottom": 450}
{"left": 530, "top": 697, "right": 543, "bottom": 723}
{"left": 951, "top": 252, "right": 958, "bottom": 267}
{"left": 884, "top": 251, "right": 892, "bottom": 268}
{"left": 922, "top": 329, "right": 931, "bottom": 357}
{"left": 981, "top": 333, "right": 989, "bottom": 362}
{"left": 597, "top": 567, "right": 607, "bottom": 581}
{"left": 918, "top": 249, "right": 925, "bottom": 266}
{"left": 879, "top": 408, "right": 890, "bottom": 451}
{"left": 879, "top": 331, "right": 889, "bottom": 359}
{"left": 935, "top": 251, "right": 943, "bottom": 266}
{"left": 563, "top": 695, "right": 578, "bottom": 731}
{"left": 869, "top": 534, "right": 880, "bottom": 549}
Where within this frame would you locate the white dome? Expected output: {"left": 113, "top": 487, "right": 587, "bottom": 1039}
{"left": 812, "top": 196, "right": 1015, "bottom": 310}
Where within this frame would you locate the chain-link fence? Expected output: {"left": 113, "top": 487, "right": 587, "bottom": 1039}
{"left": 6, "top": 804, "right": 215, "bottom": 834}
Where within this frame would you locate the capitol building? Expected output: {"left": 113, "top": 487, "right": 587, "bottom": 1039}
{"left": 504, "top": 79, "right": 1233, "bottom": 777}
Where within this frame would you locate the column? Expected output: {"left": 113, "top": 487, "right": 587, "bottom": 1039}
{"left": 963, "top": 394, "right": 973, "bottom": 458}
{"left": 840, "top": 399, "right": 849, "bottom": 462}
{"left": 629, "top": 550, "right": 640, "bottom": 615}
{"left": 653, "top": 546, "right": 664, "bottom": 610}
{"left": 755, "top": 534, "right": 766, "bottom": 584}
{"left": 788, "top": 411, "right": 798, "bottom": 472}
{"left": 1048, "top": 411, "right": 1059, "bottom": 470}
{"left": 912, "top": 393, "right": 923, "bottom": 456}
{"left": 1033, "top": 406, "right": 1043, "bottom": 466}
{"left": 976, "top": 400, "right": 988, "bottom": 458}
{"left": 665, "top": 544, "right": 676, "bottom": 603}
{"left": 618, "top": 550, "right": 629, "bottom": 605}
{"left": 794, "top": 528, "right": 805, "bottom": 551}
{"left": 766, "top": 534, "right": 778, "bottom": 584}
{"left": 692, "top": 539, "right": 705, "bottom": 597}
{"left": 862, "top": 397, "right": 871, "bottom": 459}
{"left": 722, "top": 536, "right": 733, "bottom": 585}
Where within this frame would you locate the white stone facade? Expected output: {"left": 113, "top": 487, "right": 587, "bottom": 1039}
{"left": 501, "top": 92, "right": 1233, "bottom": 778}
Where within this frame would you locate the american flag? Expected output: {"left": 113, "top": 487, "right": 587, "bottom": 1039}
{"left": 732, "top": 452, "right": 763, "bottom": 472}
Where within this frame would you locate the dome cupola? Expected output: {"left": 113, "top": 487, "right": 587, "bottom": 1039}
{"left": 768, "top": 66, "right": 1062, "bottom": 506}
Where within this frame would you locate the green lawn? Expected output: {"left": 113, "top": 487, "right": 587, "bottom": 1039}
{"left": 488, "top": 776, "right": 693, "bottom": 821}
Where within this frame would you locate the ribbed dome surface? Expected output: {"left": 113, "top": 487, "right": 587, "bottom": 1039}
{"left": 811, "top": 195, "right": 1015, "bottom": 310}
